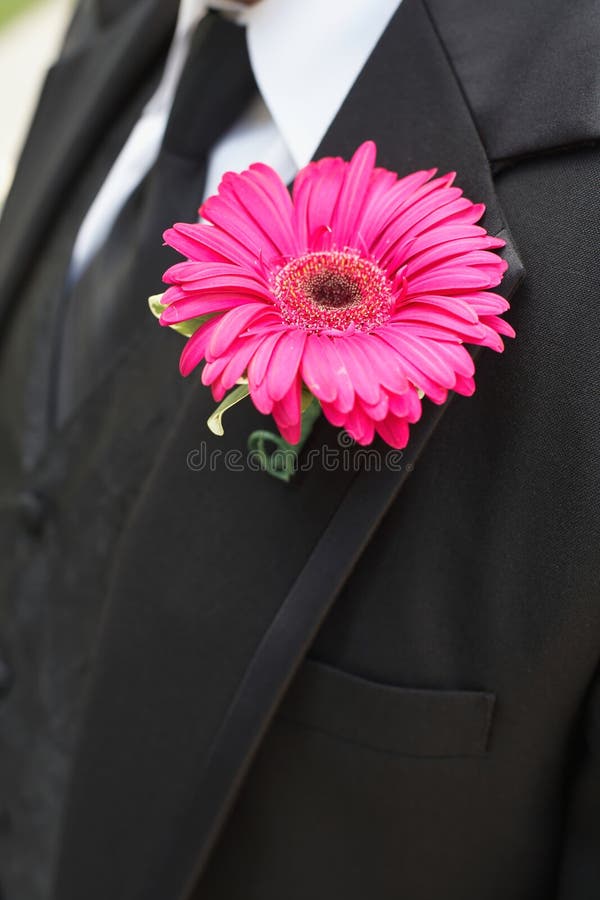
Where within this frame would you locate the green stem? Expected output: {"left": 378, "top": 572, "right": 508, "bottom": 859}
{"left": 247, "top": 397, "right": 321, "bottom": 482}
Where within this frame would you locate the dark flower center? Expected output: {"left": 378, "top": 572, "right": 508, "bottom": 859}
{"left": 308, "top": 272, "right": 362, "bottom": 309}
{"left": 272, "top": 250, "right": 393, "bottom": 333}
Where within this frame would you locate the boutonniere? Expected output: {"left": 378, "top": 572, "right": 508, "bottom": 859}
{"left": 150, "top": 141, "right": 513, "bottom": 463}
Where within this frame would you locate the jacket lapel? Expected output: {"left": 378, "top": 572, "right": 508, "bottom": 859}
{"left": 0, "top": 0, "right": 178, "bottom": 327}
{"left": 52, "top": 2, "right": 523, "bottom": 898}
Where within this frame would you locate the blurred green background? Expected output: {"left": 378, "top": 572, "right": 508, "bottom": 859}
{"left": 0, "top": 0, "right": 43, "bottom": 29}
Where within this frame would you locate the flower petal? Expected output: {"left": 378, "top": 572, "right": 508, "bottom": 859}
{"left": 201, "top": 354, "right": 231, "bottom": 386}
{"left": 453, "top": 373, "right": 476, "bottom": 396}
{"left": 219, "top": 334, "right": 266, "bottom": 390}
{"left": 359, "top": 334, "right": 410, "bottom": 395}
{"left": 467, "top": 291, "right": 511, "bottom": 315}
{"left": 178, "top": 316, "right": 221, "bottom": 376}
{"left": 388, "top": 387, "right": 422, "bottom": 423}
{"left": 303, "top": 157, "right": 347, "bottom": 246}
{"left": 376, "top": 191, "right": 463, "bottom": 262}
{"left": 200, "top": 190, "right": 277, "bottom": 262}
{"left": 220, "top": 166, "right": 299, "bottom": 258}
{"left": 266, "top": 330, "right": 307, "bottom": 401}
{"left": 377, "top": 326, "right": 452, "bottom": 402}
{"left": 371, "top": 179, "right": 462, "bottom": 260}
{"left": 358, "top": 392, "right": 389, "bottom": 421}
{"left": 164, "top": 222, "right": 258, "bottom": 269}
{"left": 401, "top": 224, "right": 489, "bottom": 260}
{"left": 375, "top": 413, "right": 410, "bottom": 449}
{"left": 208, "top": 302, "right": 271, "bottom": 359}
{"left": 480, "top": 314, "right": 515, "bottom": 338}
{"left": 391, "top": 303, "right": 488, "bottom": 342}
{"left": 404, "top": 236, "right": 506, "bottom": 277}
{"left": 301, "top": 334, "right": 339, "bottom": 403}
{"left": 384, "top": 200, "right": 486, "bottom": 272}
{"left": 248, "top": 331, "right": 285, "bottom": 389}
{"left": 160, "top": 292, "right": 258, "bottom": 325}
{"left": 431, "top": 341, "right": 476, "bottom": 378}
{"left": 396, "top": 293, "right": 479, "bottom": 324}
{"left": 272, "top": 377, "right": 302, "bottom": 444}
{"left": 320, "top": 401, "right": 347, "bottom": 428}
{"left": 333, "top": 337, "right": 380, "bottom": 405}
{"left": 332, "top": 141, "right": 377, "bottom": 247}
{"left": 343, "top": 402, "right": 375, "bottom": 445}
{"left": 360, "top": 168, "right": 438, "bottom": 248}
{"left": 322, "top": 339, "right": 355, "bottom": 414}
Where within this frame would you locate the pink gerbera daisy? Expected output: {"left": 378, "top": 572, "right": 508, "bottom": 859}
{"left": 159, "top": 141, "right": 513, "bottom": 448}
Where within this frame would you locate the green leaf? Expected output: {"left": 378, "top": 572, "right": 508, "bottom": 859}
{"left": 170, "top": 315, "right": 215, "bottom": 338}
{"left": 207, "top": 384, "right": 251, "bottom": 437}
{"left": 148, "top": 293, "right": 167, "bottom": 318}
{"left": 299, "top": 395, "right": 321, "bottom": 437}
{"left": 148, "top": 292, "right": 215, "bottom": 338}
{"left": 301, "top": 386, "right": 315, "bottom": 413}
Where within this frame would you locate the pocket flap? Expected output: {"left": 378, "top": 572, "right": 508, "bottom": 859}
{"left": 279, "top": 659, "right": 496, "bottom": 758}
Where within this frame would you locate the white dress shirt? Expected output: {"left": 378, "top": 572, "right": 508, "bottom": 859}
{"left": 69, "top": 0, "right": 402, "bottom": 283}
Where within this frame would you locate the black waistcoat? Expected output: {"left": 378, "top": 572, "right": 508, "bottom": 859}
{"left": 1, "top": 2, "right": 600, "bottom": 900}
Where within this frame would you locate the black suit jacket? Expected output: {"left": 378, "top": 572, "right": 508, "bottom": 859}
{"left": 0, "top": 1, "right": 599, "bottom": 899}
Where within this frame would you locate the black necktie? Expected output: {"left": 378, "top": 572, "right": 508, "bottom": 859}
{"left": 55, "top": 11, "right": 256, "bottom": 425}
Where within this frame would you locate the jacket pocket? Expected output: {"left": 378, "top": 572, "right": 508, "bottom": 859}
{"left": 278, "top": 658, "right": 495, "bottom": 758}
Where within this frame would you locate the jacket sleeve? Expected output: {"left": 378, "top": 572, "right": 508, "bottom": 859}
{"left": 557, "top": 665, "right": 600, "bottom": 897}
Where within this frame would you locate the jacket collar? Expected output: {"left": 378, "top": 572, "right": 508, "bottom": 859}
{"left": 425, "top": 0, "right": 600, "bottom": 163}
{"left": 52, "top": 1, "right": 530, "bottom": 897}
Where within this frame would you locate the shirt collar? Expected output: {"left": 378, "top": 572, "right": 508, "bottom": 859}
{"left": 240, "top": 0, "right": 403, "bottom": 168}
